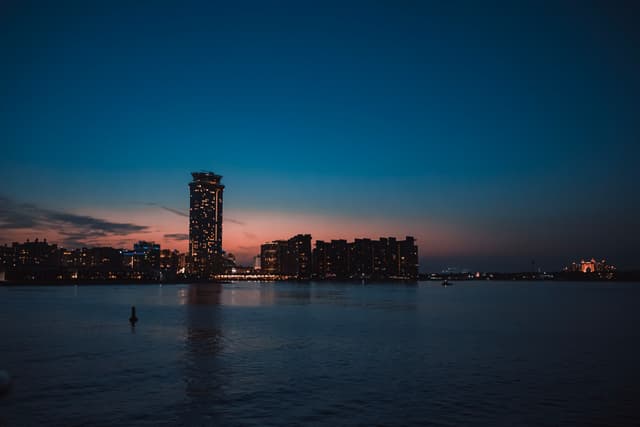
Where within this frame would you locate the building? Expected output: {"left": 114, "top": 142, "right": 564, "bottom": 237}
{"left": 134, "top": 241, "right": 160, "bottom": 270}
{"left": 189, "top": 171, "right": 225, "bottom": 279}
{"left": 87, "top": 247, "right": 124, "bottom": 280}
{"left": 329, "top": 239, "right": 349, "bottom": 279}
{"left": 259, "top": 235, "right": 311, "bottom": 279}
{"left": 313, "top": 240, "right": 327, "bottom": 278}
{"left": 260, "top": 242, "right": 279, "bottom": 275}
{"left": 288, "top": 234, "right": 312, "bottom": 279}
{"left": 3, "top": 239, "right": 61, "bottom": 281}
{"left": 348, "top": 238, "right": 373, "bottom": 279}
{"left": 397, "top": 236, "right": 419, "bottom": 280}
{"left": 121, "top": 241, "right": 161, "bottom": 279}
{"left": 312, "top": 236, "right": 419, "bottom": 280}
{"left": 122, "top": 241, "right": 160, "bottom": 271}
{"left": 567, "top": 258, "right": 615, "bottom": 274}
{"left": 253, "top": 255, "right": 261, "bottom": 271}
{"left": 313, "top": 239, "right": 348, "bottom": 279}
{"left": 0, "top": 238, "right": 188, "bottom": 282}
{"left": 160, "top": 249, "right": 180, "bottom": 280}
{"left": 373, "top": 237, "right": 398, "bottom": 279}
{"left": 260, "top": 240, "right": 290, "bottom": 276}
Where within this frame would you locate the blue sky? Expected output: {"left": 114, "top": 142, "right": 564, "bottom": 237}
{"left": 1, "top": 1, "right": 639, "bottom": 271}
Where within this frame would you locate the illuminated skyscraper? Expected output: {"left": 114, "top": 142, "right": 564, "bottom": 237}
{"left": 189, "top": 172, "right": 224, "bottom": 278}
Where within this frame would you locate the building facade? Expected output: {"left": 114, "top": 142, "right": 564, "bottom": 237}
{"left": 397, "top": 236, "right": 419, "bottom": 279}
{"left": 260, "top": 242, "right": 280, "bottom": 275}
{"left": 312, "top": 236, "right": 418, "bottom": 280}
{"left": 288, "top": 234, "right": 312, "bottom": 279}
{"left": 189, "top": 171, "right": 225, "bottom": 278}
{"left": 259, "top": 235, "right": 312, "bottom": 279}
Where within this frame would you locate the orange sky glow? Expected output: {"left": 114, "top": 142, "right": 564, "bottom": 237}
{"left": 1, "top": 205, "right": 502, "bottom": 266}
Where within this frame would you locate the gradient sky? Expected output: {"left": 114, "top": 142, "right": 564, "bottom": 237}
{"left": 1, "top": 1, "right": 639, "bottom": 272}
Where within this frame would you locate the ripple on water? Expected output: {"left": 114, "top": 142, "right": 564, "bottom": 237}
{"left": 1, "top": 281, "right": 640, "bottom": 426}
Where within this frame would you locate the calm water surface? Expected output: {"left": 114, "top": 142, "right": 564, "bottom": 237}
{"left": 1, "top": 281, "right": 639, "bottom": 426}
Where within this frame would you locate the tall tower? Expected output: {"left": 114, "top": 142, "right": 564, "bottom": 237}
{"left": 189, "top": 172, "right": 224, "bottom": 278}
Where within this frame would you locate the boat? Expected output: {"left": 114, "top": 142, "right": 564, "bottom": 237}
{"left": 441, "top": 279, "right": 453, "bottom": 286}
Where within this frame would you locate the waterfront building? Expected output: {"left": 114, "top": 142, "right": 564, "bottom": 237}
{"left": 0, "top": 238, "right": 189, "bottom": 282}
{"left": 253, "top": 255, "right": 262, "bottom": 271}
{"left": 397, "top": 236, "right": 419, "bottom": 280}
{"left": 313, "top": 240, "right": 327, "bottom": 278}
{"left": 159, "top": 249, "right": 178, "bottom": 270}
{"left": 288, "top": 234, "right": 312, "bottom": 279}
{"left": 160, "top": 249, "right": 180, "bottom": 280}
{"left": 348, "top": 238, "right": 374, "bottom": 279}
{"left": 134, "top": 241, "right": 160, "bottom": 270}
{"left": 0, "top": 244, "right": 12, "bottom": 271}
{"left": 12, "top": 238, "right": 60, "bottom": 268}
{"left": 122, "top": 241, "right": 160, "bottom": 271}
{"left": 260, "top": 242, "right": 280, "bottom": 275}
{"left": 3, "top": 239, "right": 61, "bottom": 281}
{"left": 188, "top": 171, "right": 225, "bottom": 278}
{"left": 313, "top": 239, "right": 349, "bottom": 279}
{"left": 373, "top": 237, "right": 398, "bottom": 279}
{"left": 260, "top": 235, "right": 311, "bottom": 279}
{"left": 566, "top": 258, "right": 615, "bottom": 274}
{"left": 313, "top": 236, "right": 417, "bottom": 280}
{"left": 328, "top": 239, "right": 349, "bottom": 279}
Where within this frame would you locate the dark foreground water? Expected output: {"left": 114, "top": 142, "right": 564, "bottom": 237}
{"left": 1, "top": 281, "right": 639, "bottom": 426}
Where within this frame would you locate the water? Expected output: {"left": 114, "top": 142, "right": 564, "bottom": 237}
{"left": 1, "top": 281, "right": 639, "bottom": 426}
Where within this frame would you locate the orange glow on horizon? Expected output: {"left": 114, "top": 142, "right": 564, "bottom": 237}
{"left": 0, "top": 205, "right": 503, "bottom": 266}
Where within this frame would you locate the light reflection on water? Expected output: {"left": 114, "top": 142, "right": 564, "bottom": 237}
{"left": 177, "top": 283, "right": 277, "bottom": 307}
{"left": 1, "top": 281, "right": 640, "bottom": 426}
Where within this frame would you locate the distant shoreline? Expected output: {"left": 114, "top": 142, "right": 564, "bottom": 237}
{"left": 1, "top": 276, "right": 639, "bottom": 286}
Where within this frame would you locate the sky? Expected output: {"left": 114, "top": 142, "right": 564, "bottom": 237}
{"left": 1, "top": 1, "right": 639, "bottom": 272}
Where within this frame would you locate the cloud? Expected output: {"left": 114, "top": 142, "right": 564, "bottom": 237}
{"left": 58, "top": 230, "right": 110, "bottom": 248}
{"left": 0, "top": 195, "right": 149, "bottom": 247}
{"left": 226, "top": 218, "right": 245, "bottom": 225}
{"left": 144, "top": 203, "right": 188, "bottom": 217}
{"left": 164, "top": 233, "right": 189, "bottom": 241}
{"left": 144, "top": 201, "right": 246, "bottom": 225}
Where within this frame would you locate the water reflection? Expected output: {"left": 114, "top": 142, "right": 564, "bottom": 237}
{"left": 178, "top": 283, "right": 276, "bottom": 307}
{"left": 181, "top": 284, "right": 225, "bottom": 424}
{"left": 179, "top": 283, "right": 278, "bottom": 422}
{"left": 274, "top": 284, "right": 312, "bottom": 304}
{"left": 220, "top": 284, "right": 275, "bottom": 306}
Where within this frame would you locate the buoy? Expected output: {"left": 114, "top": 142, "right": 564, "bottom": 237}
{"left": 0, "top": 370, "right": 11, "bottom": 395}
{"left": 129, "top": 306, "right": 138, "bottom": 326}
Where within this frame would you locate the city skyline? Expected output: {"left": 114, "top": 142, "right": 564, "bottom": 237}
{"left": 1, "top": 2, "right": 639, "bottom": 272}
{"left": 0, "top": 166, "right": 634, "bottom": 273}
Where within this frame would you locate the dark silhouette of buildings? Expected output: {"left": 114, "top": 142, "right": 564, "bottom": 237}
{"left": 313, "top": 236, "right": 418, "bottom": 280}
{"left": 122, "top": 241, "right": 161, "bottom": 276}
{"left": 260, "top": 234, "right": 312, "bottom": 279}
{"left": 259, "top": 242, "right": 280, "bottom": 275}
{"left": 0, "top": 173, "right": 420, "bottom": 282}
{"left": 189, "top": 171, "right": 224, "bottom": 279}
{"left": 314, "top": 239, "right": 348, "bottom": 279}
{"left": 0, "top": 239, "right": 184, "bottom": 282}
{"left": 160, "top": 249, "right": 181, "bottom": 281}
{"left": 1, "top": 239, "right": 61, "bottom": 281}
{"left": 288, "top": 234, "right": 312, "bottom": 279}
{"left": 373, "top": 237, "right": 399, "bottom": 278}
{"left": 398, "top": 236, "right": 419, "bottom": 279}
{"left": 261, "top": 235, "right": 418, "bottom": 280}
{"left": 565, "top": 258, "right": 615, "bottom": 274}
{"left": 349, "top": 238, "right": 375, "bottom": 279}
